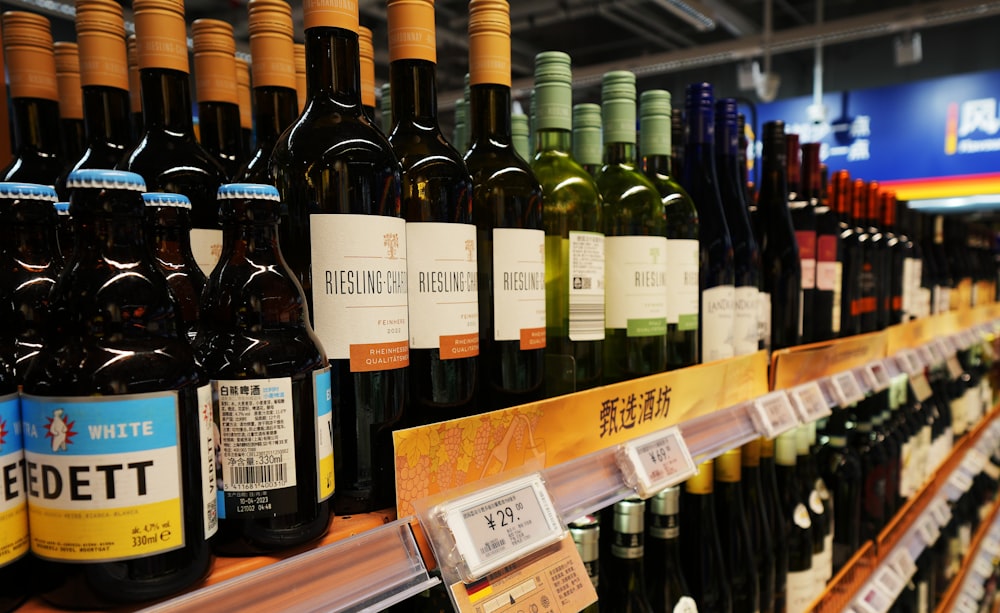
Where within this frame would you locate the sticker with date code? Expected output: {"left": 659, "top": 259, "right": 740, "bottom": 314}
{"left": 617, "top": 427, "right": 697, "bottom": 498}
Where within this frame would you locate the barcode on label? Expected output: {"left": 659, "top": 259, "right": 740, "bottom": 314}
{"left": 229, "top": 463, "right": 288, "bottom": 487}
{"left": 480, "top": 538, "right": 507, "bottom": 556}
{"left": 569, "top": 299, "right": 604, "bottom": 341}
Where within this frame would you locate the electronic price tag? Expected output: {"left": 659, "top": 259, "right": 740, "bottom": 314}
{"left": 617, "top": 427, "right": 697, "bottom": 499}
{"left": 854, "top": 582, "right": 894, "bottom": 613}
{"left": 962, "top": 449, "right": 989, "bottom": 476}
{"left": 947, "top": 353, "right": 965, "bottom": 380}
{"left": 831, "top": 371, "right": 866, "bottom": 407}
{"left": 864, "top": 361, "right": 892, "bottom": 393}
{"left": 852, "top": 367, "right": 874, "bottom": 397}
{"left": 889, "top": 548, "right": 917, "bottom": 581}
{"left": 955, "top": 592, "right": 980, "bottom": 613}
{"left": 929, "top": 498, "right": 952, "bottom": 527}
{"left": 917, "top": 515, "right": 941, "bottom": 545}
{"left": 431, "top": 473, "right": 565, "bottom": 583}
{"left": 927, "top": 341, "right": 945, "bottom": 367}
{"left": 789, "top": 381, "right": 833, "bottom": 422}
{"left": 917, "top": 345, "right": 935, "bottom": 369}
{"left": 964, "top": 579, "right": 987, "bottom": 603}
{"left": 981, "top": 535, "right": 1000, "bottom": 558}
{"left": 875, "top": 567, "right": 906, "bottom": 599}
{"left": 973, "top": 555, "right": 994, "bottom": 580}
{"left": 949, "top": 470, "right": 975, "bottom": 494}
{"left": 896, "top": 349, "right": 922, "bottom": 376}
{"left": 749, "top": 391, "right": 800, "bottom": 438}
{"left": 945, "top": 335, "right": 961, "bottom": 355}
{"left": 883, "top": 357, "right": 903, "bottom": 379}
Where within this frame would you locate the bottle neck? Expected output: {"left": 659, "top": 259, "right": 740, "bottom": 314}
{"left": 11, "top": 220, "right": 61, "bottom": 264}
{"left": 305, "top": 26, "right": 362, "bottom": 110}
{"left": 221, "top": 217, "right": 282, "bottom": 263}
{"left": 150, "top": 210, "right": 197, "bottom": 266}
{"left": 140, "top": 68, "right": 195, "bottom": 136}
{"left": 251, "top": 85, "right": 299, "bottom": 153}
{"left": 535, "top": 127, "right": 571, "bottom": 154}
{"left": 642, "top": 153, "right": 672, "bottom": 177}
{"left": 469, "top": 84, "right": 512, "bottom": 145}
{"left": 389, "top": 59, "right": 439, "bottom": 126}
{"left": 83, "top": 86, "right": 133, "bottom": 151}
{"left": 75, "top": 204, "right": 147, "bottom": 255}
{"left": 11, "top": 97, "right": 63, "bottom": 158}
{"left": 604, "top": 141, "right": 637, "bottom": 166}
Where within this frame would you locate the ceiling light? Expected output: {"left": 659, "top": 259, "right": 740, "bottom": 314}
{"left": 651, "top": 0, "right": 717, "bottom": 32}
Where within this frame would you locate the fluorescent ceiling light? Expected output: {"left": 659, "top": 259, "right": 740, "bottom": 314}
{"left": 652, "top": 0, "right": 717, "bottom": 32}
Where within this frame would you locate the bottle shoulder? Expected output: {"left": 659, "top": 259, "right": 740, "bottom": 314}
{"left": 123, "top": 132, "right": 228, "bottom": 183}
{"left": 271, "top": 106, "right": 400, "bottom": 170}
{"left": 196, "top": 329, "right": 325, "bottom": 380}
{"left": 465, "top": 144, "right": 542, "bottom": 192}
{"left": 532, "top": 152, "right": 602, "bottom": 201}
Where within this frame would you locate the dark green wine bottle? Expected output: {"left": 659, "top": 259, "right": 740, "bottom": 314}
{"left": 605, "top": 499, "right": 655, "bottom": 613}
{"left": 681, "top": 461, "right": 733, "bottom": 613}
{"left": 646, "top": 486, "right": 699, "bottom": 613}
{"left": 715, "top": 449, "right": 759, "bottom": 613}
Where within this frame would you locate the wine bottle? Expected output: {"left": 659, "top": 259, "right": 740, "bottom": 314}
{"left": 512, "top": 113, "right": 531, "bottom": 161}
{"left": 380, "top": 83, "right": 392, "bottom": 134}
{"left": 359, "top": 25, "right": 378, "bottom": 124}
{"left": 294, "top": 43, "right": 307, "bottom": 115}
{"left": 756, "top": 121, "right": 801, "bottom": 351}
{"left": 236, "top": 58, "right": 254, "bottom": 161}
{"left": 786, "top": 134, "right": 816, "bottom": 344}
{"left": 143, "top": 192, "right": 206, "bottom": 342}
{"left": 671, "top": 108, "right": 685, "bottom": 183}
{"left": 122, "top": 0, "right": 228, "bottom": 278}
{"left": 816, "top": 408, "right": 862, "bottom": 574}
{"left": 238, "top": 0, "right": 300, "bottom": 183}
{"left": 760, "top": 437, "right": 789, "bottom": 613}
{"left": 573, "top": 103, "right": 603, "bottom": 178}
{"left": 830, "top": 171, "right": 860, "bottom": 336}
{"left": 127, "top": 34, "right": 142, "bottom": 144}
{"left": 680, "top": 83, "right": 735, "bottom": 363}
{"left": 54, "top": 42, "right": 87, "bottom": 168}
{"left": 596, "top": 71, "right": 668, "bottom": 382}
{"left": 646, "top": 487, "right": 699, "bottom": 613}
{"left": 713, "top": 98, "right": 759, "bottom": 358}
{"left": 453, "top": 99, "right": 468, "bottom": 156}
{"left": 65, "top": 0, "right": 133, "bottom": 180}
{"left": 54, "top": 200, "right": 72, "bottom": 258}
{"left": 0, "top": 310, "right": 26, "bottom": 612}
{"left": 774, "top": 430, "right": 814, "bottom": 613}
{"left": 738, "top": 114, "right": 767, "bottom": 349}
{"left": 570, "top": 516, "right": 601, "bottom": 613}
{"left": 853, "top": 179, "right": 879, "bottom": 332}
{"left": 640, "top": 90, "right": 699, "bottom": 369}
{"left": 386, "top": 0, "right": 479, "bottom": 423}
{"left": 1, "top": 11, "right": 64, "bottom": 186}
{"left": 465, "top": 0, "right": 545, "bottom": 409}
{"left": 714, "top": 449, "right": 760, "bottom": 613}
{"left": 269, "top": 0, "right": 406, "bottom": 513}
{"left": 802, "top": 143, "right": 841, "bottom": 341}
{"left": 192, "top": 19, "right": 244, "bottom": 179}
{"left": 531, "top": 51, "right": 604, "bottom": 393}
{"left": 852, "top": 397, "right": 890, "bottom": 541}
{"left": 880, "top": 190, "right": 904, "bottom": 325}
{"left": 2, "top": 183, "right": 62, "bottom": 381}
{"left": 22, "top": 169, "right": 214, "bottom": 607}
{"left": 605, "top": 499, "right": 655, "bottom": 613}
{"left": 873, "top": 398, "right": 901, "bottom": 520}
{"left": 681, "top": 461, "right": 733, "bottom": 613}
{"left": 895, "top": 201, "right": 925, "bottom": 321}
{"left": 196, "top": 183, "right": 333, "bottom": 554}
{"left": 795, "top": 425, "right": 830, "bottom": 595}
{"left": 742, "top": 438, "right": 776, "bottom": 613}
{"left": 864, "top": 181, "right": 891, "bottom": 330}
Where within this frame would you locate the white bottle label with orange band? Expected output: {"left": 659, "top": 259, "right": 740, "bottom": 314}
{"left": 493, "top": 228, "right": 546, "bottom": 349}
{"left": 310, "top": 214, "right": 410, "bottom": 371}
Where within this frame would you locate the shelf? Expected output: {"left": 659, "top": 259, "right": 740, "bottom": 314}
{"left": 935, "top": 493, "right": 1000, "bottom": 612}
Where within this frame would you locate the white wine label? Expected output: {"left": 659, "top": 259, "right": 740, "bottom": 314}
{"left": 437, "top": 473, "right": 562, "bottom": 582}
{"left": 665, "top": 239, "right": 699, "bottom": 330}
{"left": 214, "top": 378, "right": 298, "bottom": 519}
{"left": 314, "top": 368, "right": 334, "bottom": 502}
{"left": 673, "top": 596, "right": 699, "bottom": 613}
{"left": 733, "top": 285, "right": 760, "bottom": 357}
{"left": 190, "top": 228, "right": 224, "bottom": 277}
{"left": 21, "top": 392, "right": 185, "bottom": 562}
{"left": 605, "top": 236, "right": 668, "bottom": 337}
{"left": 196, "top": 384, "right": 217, "bottom": 538}
{"left": 701, "top": 284, "right": 735, "bottom": 362}
{"left": 406, "top": 222, "right": 480, "bottom": 356}
{"left": 0, "top": 393, "right": 28, "bottom": 568}
{"left": 831, "top": 261, "right": 843, "bottom": 333}
{"left": 493, "top": 228, "right": 546, "bottom": 349}
{"left": 617, "top": 427, "right": 696, "bottom": 498}
{"left": 808, "top": 490, "right": 824, "bottom": 515}
{"left": 758, "top": 291, "right": 772, "bottom": 351}
{"left": 816, "top": 235, "right": 838, "bottom": 291}
{"left": 750, "top": 391, "right": 799, "bottom": 439}
{"left": 310, "top": 214, "right": 410, "bottom": 371}
{"left": 796, "top": 230, "right": 817, "bottom": 290}
{"left": 568, "top": 231, "right": 605, "bottom": 341}
{"left": 786, "top": 568, "right": 815, "bottom": 613}
{"left": 793, "top": 503, "right": 812, "bottom": 530}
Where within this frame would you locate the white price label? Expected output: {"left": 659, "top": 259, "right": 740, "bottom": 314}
{"left": 617, "top": 427, "right": 697, "bottom": 498}
{"left": 896, "top": 349, "right": 922, "bottom": 376}
{"left": 981, "top": 535, "right": 1000, "bottom": 557}
{"left": 909, "top": 373, "right": 934, "bottom": 403}
{"left": 750, "top": 391, "right": 800, "bottom": 438}
{"left": 856, "top": 583, "right": 894, "bottom": 613}
{"left": 945, "top": 336, "right": 961, "bottom": 354}
{"left": 949, "top": 470, "right": 975, "bottom": 493}
{"left": 852, "top": 367, "right": 874, "bottom": 396}
{"left": 927, "top": 342, "right": 945, "bottom": 366}
{"left": 832, "top": 371, "right": 866, "bottom": 407}
{"left": 956, "top": 593, "right": 979, "bottom": 613}
{"left": 917, "top": 516, "right": 941, "bottom": 545}
{"left": 865, "top": 361, "right": 892, "bottom": 392}
{"left": 962, "top": 450, "right": 988, "bottom": 476}
{"left": 875, "top": 567, "right": 906, "bottom": 598}
{"left": 929, "top": 498, "right": 952, "bottom": 526}
{"left": 889, "top": 548, "right": 917, "bottom": 581}
{"left": 436, "top": 474, "right": 564, "bottom": 582}
{"left": 789, "top": 382, "right": 832, "bottom": 422}
{"left": 883, "top": 357, "right": 903, "bottom": 379}
{"left": 964, "top": 579, "right": 987, "bottom": 602}
{"left": 974, "top": 555, "right": 994, "bottom": 579}
{"left": 917, "top": 346, "right": 935, "bottom": 368}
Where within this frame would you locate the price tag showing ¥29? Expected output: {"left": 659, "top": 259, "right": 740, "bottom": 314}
{"left": 618, "top": 427, "right": 697, "bottom": 498}
{"left": 436, "top": 473, "right": 564, "bottom": 582}
{"left": 831, "top": 371, "right": 866, "bottom": 407}
{"left": 750, "top": 391, "right": 800, "bottom": 438}
{"left": 789, "top": 381, "right": 832, "bottom": 422}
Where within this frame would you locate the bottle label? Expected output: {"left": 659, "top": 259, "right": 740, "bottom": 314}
{"left": 0, "top": 393, "right": 28, "bottom": 568}
{"left": 831, "top": 261, "right": 843, "bottom": 334}
{"left": 605, "top": 235, "right": 668, "bottom": 337}
{"left": 665, "top": 239, "right": 699, "bottom": 330}
{"left": 733, "top": 285, "right": 760, "bottom": 357}
{"left": 701, "top": 285, "right": 736, "bottom": 362}
{"left": 190, "top": 228, "right": 224, "bottom": 277}
{"left": 493, "top": 228, "right": 546, "bottom": 348}
{"left": 196, "top": 384, "right": 218, "bottom": 538}
{"left": 406, "top": 222, "right": 480, "bottom": 356}
{"left": 795, "top": 231, "right": 817, "bottom": 290}
{"left": 785, "top": 569, "right": 814, "bottom": 613}
{"left": 673, "top": 596, "right": 699, "bottom": 613}
{"left": 758, "top": 291, "right": 772, "bottom": 351}
{"left": 793, "top": 503, "right": 812, "bottom": 529}
{"left": 310, "top": 214, "right": 410, "bottom": 370}
{"left": 21, "top": 392, "right": 185, "bottom": 562}
{"left": 567, "top": 231, "right": 605, "bottom": 341}
{"left": 815, "top": 235, "right": 838, "bottom": 291}
{"left": 314, "top": 368, "right": 334, "bottom": 502}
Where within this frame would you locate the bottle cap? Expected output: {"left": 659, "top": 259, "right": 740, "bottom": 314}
{"left": 775, "top": 430, "right": 797, "bottom": 467}
{"left": 294, "top": 43, "right": 307, "bottom": 112}
{"left": 715, "top": 448, "right": 742, "bottom": 483}
{"left": 127, "top": 35, "right": 142, "bottom": 113}
{"left": 572, "top": 103, "right": 602, "bottom": 166}
{"left": 568, "top": 515, "right": 599, "bottom": 562}
{"left": 468, "top": 0, "right": 511, "bottom": 87}
{"left": 601, "top": 70, "right": 636, "bottom": 145}
{"left": 358, "top": 25, "right": 377, "bottom": 108}
{"left": 613, "top": 498, "right": 644, "bottom": 534}
{"left": 533, "top": 51, "right": 571, "bottom": 132}
{"left": 236, "top": 58, "right": 253, "bottom": 129}
{"left": 54, "top": 202, "right": 70, "bottom": 215}
{"left": 66, "top": 169, "right": 146, "bottom": 192}
{"left": 192, "top": 19, "right": 239, "bottom": 105}
{"left": 76, "top": 0, "right": 129, "bottom": 91}
{"left": 511, "top": 113, "right": 529, "bottom": 138}
{"left": 387, "top": 0, "right": 436, "bottom": 64}
{"left": 639, "top": 89, "right": 671, "bottom": 156}
{"left": 303, "top": 0, "right": 359, "bottom": 32}
{"left": 0, "top": 182, "right": 58, "bottom": 201}
{"left": 742, "top": 438, "right": 761, "bottom": 467}
{"left": 2, "top": 11, "right": 59, "bottom": 102}
{"left": 685, "top": 460, "right": 714, "bottom": 494}
{"left": 142, "top": 192, "right": 192, "bottom": 209}
{"left": 54, "top": 42, "right": 84, "bottom": 120}
{"left": 247, "top": 0, "right": 296, "bottom": 90}
{"left": 218, "top": 183, "right": 281, "bottom": 201}
{"left": 132, "top": 0, "right": 189, "bottom": 74}
{"left": 759, "top": 436, "right": 775, "bottom": 458}
{"left": 649, "top": 485, "right": 680, "bottom": 516}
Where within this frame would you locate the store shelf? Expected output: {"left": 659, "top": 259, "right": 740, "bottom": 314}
{"left": 935, "top": 495, "right": 1000, "bottom": 612}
